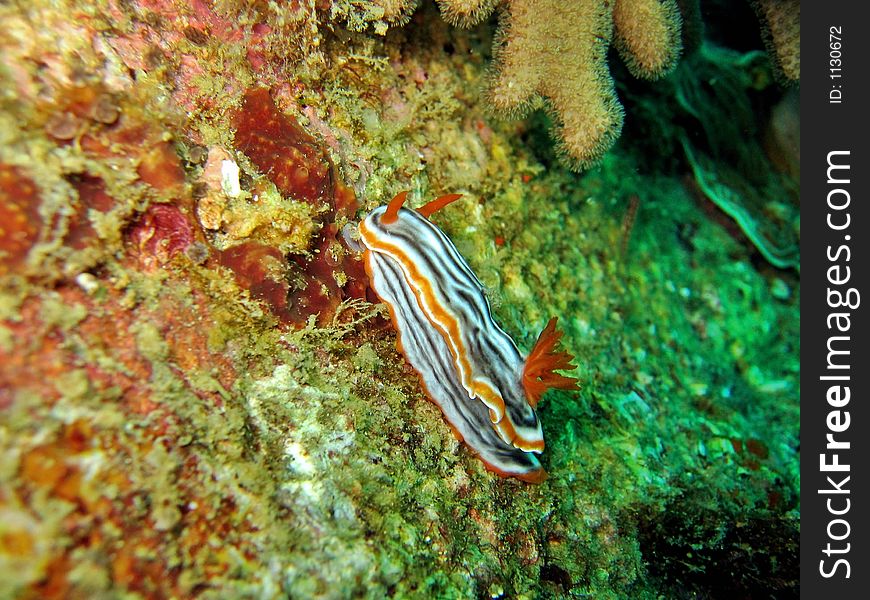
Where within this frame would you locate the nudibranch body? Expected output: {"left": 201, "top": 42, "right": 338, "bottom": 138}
{"left": 358, "top": 191, "right": 579, "bottom": 482}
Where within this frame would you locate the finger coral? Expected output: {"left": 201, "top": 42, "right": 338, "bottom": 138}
{"left": 438, "top": 0, "right": 682, "bottom": 169}
{"left": 613, "top": 0, "right": 683, "bottom": 79}
{"left": 751, "top": 0, "right": 800, "bottom": 82}
{"left": 436, "top": 0, "right": 498, "bottom": 27}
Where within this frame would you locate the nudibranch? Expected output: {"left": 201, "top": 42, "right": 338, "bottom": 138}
{"left": 358, "top": 191, "right": 579, "bottom": 482}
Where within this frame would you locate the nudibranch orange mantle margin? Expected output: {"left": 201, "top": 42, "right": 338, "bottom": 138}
{"left": 356, "top": 191, "right": 579, "bottom": 483}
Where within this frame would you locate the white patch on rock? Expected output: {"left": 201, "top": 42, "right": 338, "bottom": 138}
{"left": 221, "top": 159, "right": 241, "bottom": 198}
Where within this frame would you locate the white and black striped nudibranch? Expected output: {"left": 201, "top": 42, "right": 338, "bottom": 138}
{"left": 358, "top": 191, "right": 579, "bottom": 483}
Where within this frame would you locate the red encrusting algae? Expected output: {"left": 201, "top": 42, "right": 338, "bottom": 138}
{"left": 64, "top": 174, "right": 116, "bottom": 250}
{"left": 218, "top": 241, "right": 292, "bottom": 320}
{"left": 127, "top": 203, "right": 196, "bottom": 265}
{"left": 233, "top": 88, "right": 333, "bottom": 206}
{"left": 0, "top": 164, "right": 42, "bottom": 275}
{"left": 220, "top": 87, "right": 369, "bottom": 326}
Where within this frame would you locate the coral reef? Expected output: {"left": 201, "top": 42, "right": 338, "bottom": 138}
{"left": 613, "top": 0, "right": 684, "bottom": 79}
{"left": 344, "top": 0, "right": 797, "bottom": 169}
{"left": 0, "top": 0, "right": 799, "bottom": 598}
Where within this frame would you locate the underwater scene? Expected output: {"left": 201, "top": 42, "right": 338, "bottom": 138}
{"left": 0, "top": 0, "right": 799, "bottom": 598}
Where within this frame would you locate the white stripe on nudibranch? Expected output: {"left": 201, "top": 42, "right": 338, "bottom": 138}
{"left": 359, "top": 191, "right": 578, "bottom": 482}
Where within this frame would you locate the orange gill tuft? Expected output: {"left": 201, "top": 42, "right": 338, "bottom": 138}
{"left": 522, "top": 317, "right": 579, "bottom": 408}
